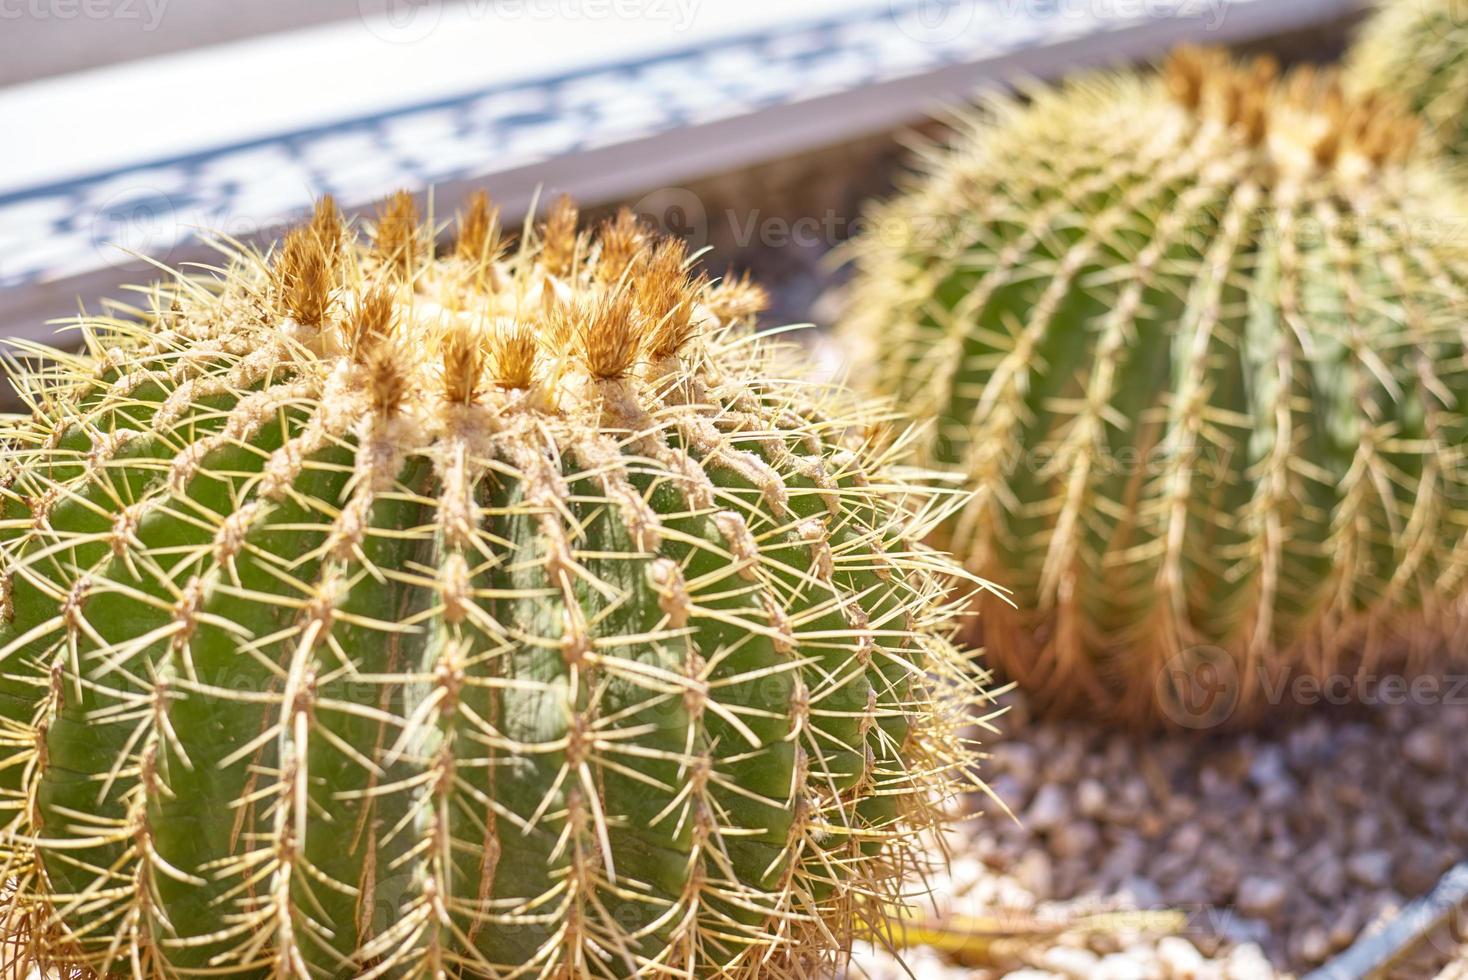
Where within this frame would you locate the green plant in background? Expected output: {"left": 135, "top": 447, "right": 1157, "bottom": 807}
{"left": 839, "top": 47, "right": 1468, "bottom": 725}
{"left": 0, "top": 191, "right": 994, "bottom": 978}
{"left": 1351, "top": 0, "right": 1468, "bottom": 160}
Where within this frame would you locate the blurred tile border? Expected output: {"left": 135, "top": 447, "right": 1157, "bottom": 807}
{"left": 0, "top": 0, "right": 1362, "bottom": 346}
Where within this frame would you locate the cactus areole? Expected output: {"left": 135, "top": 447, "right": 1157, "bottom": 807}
{"left": 0, "top": 193, "right": 990, "bottom": 977}
{"left": 840, "top": 49, "right": 1468, "bottom": 725}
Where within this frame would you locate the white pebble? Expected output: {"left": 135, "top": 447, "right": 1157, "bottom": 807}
{"left": 1036, "top": 945, "right": 1100, "bottom": 978}
{"left": 1236, "top": 876, "right": 1288, "bottom": 920}
{"left": 1157, "top": 935, "right": 1208, "bottom": 978}
{"left": 1224, "top": 943, "right": 1276, "bottom": 980}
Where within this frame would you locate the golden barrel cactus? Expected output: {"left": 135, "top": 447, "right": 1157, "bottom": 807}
{"left": 839, "top": 49, "right": 1468, "bottom": 726}
{"left": 0, "top": 193, "right": 993, "bottom": 977}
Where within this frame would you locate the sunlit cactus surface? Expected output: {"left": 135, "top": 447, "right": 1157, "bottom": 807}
{"left": 0, "top": 192, "right": 993, "bottom": 978}
{"left": 840, "top": 48, "right": 1468, "bottom": 725}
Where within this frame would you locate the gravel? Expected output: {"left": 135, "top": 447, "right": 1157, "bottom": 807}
{"left": 841, "top": 691, "right": 1468, "bottom": 979}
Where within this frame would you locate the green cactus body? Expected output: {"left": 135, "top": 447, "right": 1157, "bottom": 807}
{"left": 0, "top": 194, "right": 990, "bottom": 977}
{"left": 839, "top": 49, "right": 1468, "bottom": 724}
{"left": 1352, "top": 0, "right": 1468, "bottom": 160}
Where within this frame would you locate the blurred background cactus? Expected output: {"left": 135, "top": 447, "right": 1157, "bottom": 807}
{"left": 0, "top": 192, "right": 994, "bottom": 978}
{"left": 838, "top": 48, "right": 1468, "bottom": 725}
{"left": 1351, "top": 0, "right": 1468, "bottom": 160}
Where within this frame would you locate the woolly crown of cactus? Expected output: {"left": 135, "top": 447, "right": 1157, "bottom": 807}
{"left": 0, "top": 191, "right": 993, "bottom": 977}
{"left": 839, "top": 48, "right": 1468, "bottom": 725}
{"left": 1351, "top": 0, "right": 1468, "bottom": 160}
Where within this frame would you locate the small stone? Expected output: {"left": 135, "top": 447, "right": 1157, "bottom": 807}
{"left": 1362, "top": 889, "right": 1405, "bottom": 926}
{"left": 1236, "top": 876, "right": 1288, "bottom": 921}
{"left": 1026, "top": 784, "right": 1071, "bottom": 833}
{"left": 1014, "top": 849, "right": 1054, "bottom": 900}
{"left": 1170, "top": 824, "right": 1204, "bottom": 858}
{"left": 1201, "top": 843, "right": 1241, "bottom": 895}
{"left": 1305, "top": 854, "right": 1345, "bottom": 900}
{"left": 1248, "top": 744, "right": 1290, "bottom": 789}
{"left": 1046, "top": 741, "right": 1085, "bottom": 783}
{"left": 1110, "top": 777, "right": 1150, "bottom": 824}
{"left": 897, "top": 946, "right": 965, "bottom": 979}
{"left": 1093, "top": 952, "right": 1160, "bottom": 980}
{"left": 1036, "top": 945, "right": 1100, "bottom": 978}
{"left": 1150, "top": 851, "right": 1192, "bottom": 886}
{"left": 1449, "top": 807, "right": 1468, "bottom": 846}
{"left": 1138, "top": 811, "right": 1169, "bottom": 839}
{"left": 1329, "top": 901, "right": 1364, "bottom": 951}
{"left": 1350, "top": 812, "right": 1383, "bottom": 850}
{"left": 1394, "top": 841, "right": 1453, "bottom": 896}
{"left": 1296, "top": 925, "right": 1331, "bottom": 964}
{"left": 1051, "top": 820, "right": 1101, "bottom": 859}
{"left": 946, "top": 854, "right": 987, "bottom": 896}
{"left": 1117, "top": 874, "right": 1165, "bottom": 910}
{"left": 1165, "top": 794, "right": 1198, "bottom": 824}
{"left": 1168, "top": 868, "right": 1213, "bottom": 907}
{"left": 1052, "top": 858, "right": 1083, "bottom": 897}
{"left": 1403, "top": 728, "right": 1449, "bottom": 773}
{"left": 1156, "top": 935, "right": 1207, "bottom": 978}
{"left": 1077, "top": 778, "right": 1108, "bottom": 819}
{"left": 1258, "top": 775, "right": 1298, "bottom": 810}
{"left": 1100, "top": 833, "right": 1147, "bottom": 886}
{"left": 1347, "top": 850, "right": 1392, "bottom": 888}
{"left": 1224, "top": 942, "right": 1275, "bottom": 980}
{"left": 1216, "top": 914, "right": 1271, "bottom": 948}
{"left": 987, "top": 774, "right": 1031, "bottom": 814}
{"left": 995, "top": 741, "right": 1040, "bottom": 785}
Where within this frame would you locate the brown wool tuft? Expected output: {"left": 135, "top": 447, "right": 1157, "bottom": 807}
{"left": 373, "top": 190, "right": 421, "bottom": 278}
{"left": 487, "top": 319, "right": 538, "bottom": 389}
{"left": 310, "top": 195, "right": 345, "bottom": 268}
{"left": 594, "top": 208, "right": 644, "bottom": 284}
{"left": 365, "top": 343, "right": 409, "bottom": 417}
{"left": 345, "top": 285, "right": 395, "bottom": 360}
{"left": 1163, "top": 45, "right": 1216, "bottom": 110}
{"left": 441, "top": 326, "right": 485, "bottom": 405}
{"left": 704, "top": 271, "right": 770, "bottom": 324}
{"left": 540, "top": 195, "right": 580, "bottom": 279}
{"left": 277, "top": 226, "right": 333, "bottom": 328}
{"left": 455, "top": 190, "right": 502, "bottom": 268}
{"left": 637, "top": 238, "right": 700, "bottom": 359}
{"left": 574, "top": 291, "right": 643, "bottom": 380}
{"left": 1162, "top": 48, "right": 1420, "bottom": 174}
{"left": 648, "top": 273, "right": 705, "bottom": 360}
